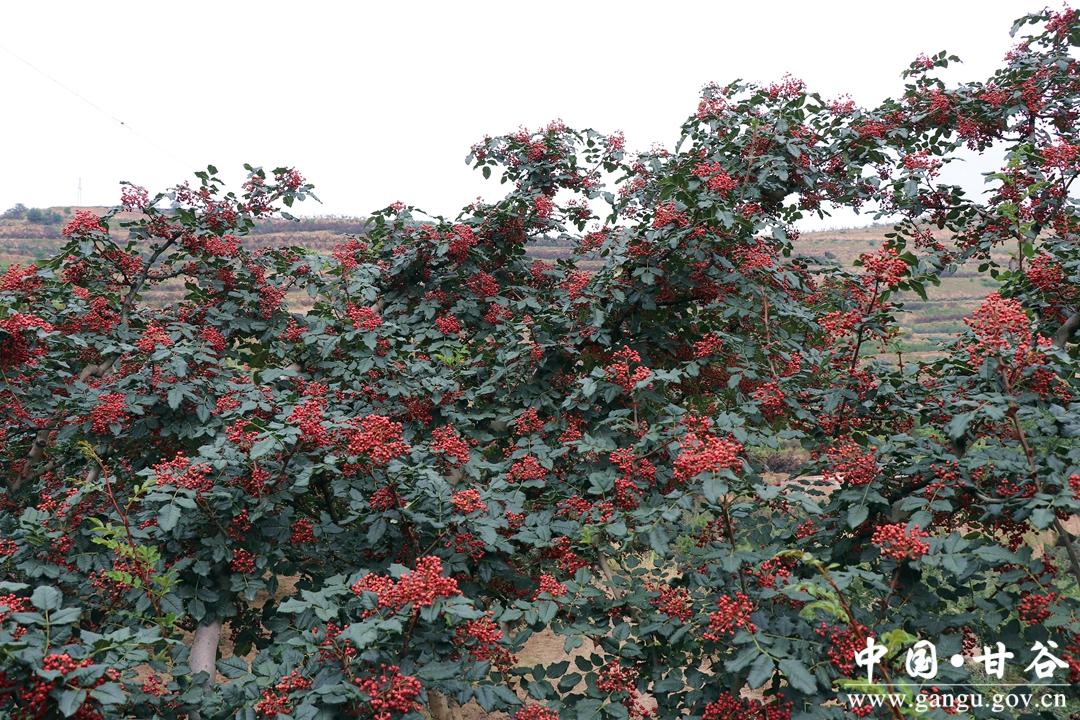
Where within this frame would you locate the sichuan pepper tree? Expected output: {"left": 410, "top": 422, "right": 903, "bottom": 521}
{"left": 1, "top": 7, "right": 1078, "bottom": 719}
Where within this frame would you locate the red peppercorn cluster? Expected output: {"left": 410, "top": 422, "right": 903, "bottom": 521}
{"left": 291, "top": 518, "right": 316, "bottom": 544}
{"left": 231, "top": 548, "right": 256, "bottom": 574}
{"left": 533, "top": 195, "right": 554, "bottom": 219}
{"left": 346, "top": 304, "right": 383, "bottom": 331}
{"left": 673, "top": 431, "right": 743, "bottom": 484}
{"left": 703, "top": 693, "right": 792, "bottom": 720}
{"left": 704, "top": 593, "right": 756, "bottom": 640}
{"left": 514, "top": 407, "right": 545, "bottom": 435}
{"left": 651, "top": 202, "right": 688, "bottom": 229}
{"left": 20, "top": 652, "right": 105, "bottom": 719}
{"left": 871, "top": 523, "right": 930, "bottom": 561}
{"left": 561, "top": 270, "right": 591, "bottom": 301}
{"left": 431, "top": 426, "right": 471, "bottom": 466}
{"left": 692, "top": 332, "right": 725, "bottom": 359}
{"left": 508, "top": 455, "right": 547, "bottom": 483}
{"left": 467, "top": 271, "right": 500, "bottom": 298}
{"left": 1018, "top": 591, "right": 1057, "bottom": 625}
{"left": 647, "top": 583, "right": 693, "bottom": 621}
{"left": 435, "top": 314, "right": 462, "bottom": 335}
{"left": 254, "top": 671, "right": 312, "bottom": 718}
{"left": 62, "top": 210, "right": 106, "bottom": 237}
{"left": 692, "top": 162, "right": 739, "bottom": 196}
{"left": 351, "top": 556, "right": 461, "bottom": 613}
{"left": 514, "top": 705, "right": 560, "bottom": 720}
{"left": 289, "top": 396, "right": 330, "bottom": 448}
{"left": 605, "top": 346, "right": 652, "bottom": 393}
{"left": 859, "top": 245, "right": 908, "bottom": 287}
{"left": 596, "top": 660, "right": 652, "bottom": 718}
{"left": 451, "top": 488, "right": 487, "bottom": 515}
{"left": 354, "top": 664, "right": 423, "bottom": 720}
{"left": 368, "top": 485, "right": 402, "bottom": 510}
{"left": 533, "top": 573, "right": 568, "bottom": 599}
{"left": 152, "top": 452, "right": 213, "bottom": 494}
{"left": 347, "top": 415, "right": 410, "bottom": 465}
{"left": 823, "top": 439, "right": 878, "bottom": 487}
{"left": 752, "top": 381, "right": 786, "bottom": 420}
{"left": 135, "top": 322, "right": 173, "bottom": 353}
{"left": 964, "top": 292, "right": 1031, "bottom": 365}
{"left": 454, "top": 615, "right": 515, "bottom": 670}
{"left": 89, "top": 392, "right": 128, "bottom": 434}
{"left": 815, "top": 622, "right": 869, "bottom": 676}
{"left": 446, "top": 224, "right": 477, "bottom": 263}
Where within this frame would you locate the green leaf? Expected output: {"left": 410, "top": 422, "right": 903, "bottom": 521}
{"left": 747, "top": 653, "right": 775, "bottom": 689}
{"left": 250, "top": 437, "right": 277, "bottom": 459}
{"left": 703, "top": 476, "right": 727, "bottom": 504}
{"left": 847, "top": 505, "right": 869, "bottom": 528}
{"left": 57, "top": 689, "right": 88, "bottom": 717}
{"left": 31, "top": 585, "right": 62, "bottom": 612}
{"left": 158, "top": 503, "right": 181, "bottom": 532}
{"left": 779, "top": 658, "right": 817, "bottom": 694}
{"left": 419, "top": 660, "right": 459, "bottom": 680}
{"left": 1031, "top": 507, "right": 1054, "bottom": 529}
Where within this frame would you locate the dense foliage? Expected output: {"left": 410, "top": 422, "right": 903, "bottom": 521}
{"left": 1, "top": 8, "right": 1078, "bottom": 719}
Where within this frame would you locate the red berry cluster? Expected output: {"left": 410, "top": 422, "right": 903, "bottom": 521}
{"left": 673, "top": 431, "right": 743, "bottom": 484}
{"left": 514, "top": 407, "right": 545, "bottom": 435}
{"left": 347, "top": 415, "right": 410, "bottom": 465}
{"left": 647, "top": 583, "right": 693, "bottom": 621}
{"left": 0, "top": 313, "right": 52, "bottom": 369}
{"left": 19, "top": 652, "right": 107, "bottom": 719}
{"left": 152, "top": 452, "right": 213, "bottom": 494}
{"left": 823, "top": 439, "right": 878, "bottom": 487}
{"left": 431, "top": 426, "right": 471, "bottom": 466}
{"left": 451, "top": 488, "right": 487, "bottom": 515}
{"left": 90, "top": 392, "right": 128, "bottom": 434}
{"left": 871, "top": 523, "right": 930, "bottom": 561}
{"left": 1018, "top": 591, "right": 1057, "bottom": 625}
{"left": 467, "top": 271, "right": 500, "bottom": 298}
{"left": 254, "top": 671, "right": 312, "bottom": 718}
{"left": 514, "top": 705, "right": 560, "bottom": 720}
{"left": 289, "top": 396, "right": 330, "bottom": 447}
{"left": 692, "top": 161, "right": 739, "bottom": 196}
{"left": 605, "top": 346, "right": 652, "bottom": 393}
{"left": 351, "top": 556, "right": 461, "bottom": 613}
{"left": 596, "top": 660, "right": 652, "bottom": 718}
{"left": 704, "top": 593, "right": 756, "bottom": 640}
{"left": 346, "top": 304, "right": 383, "bottom": 331}
{"left": 354, "top": 664, "right": 423, "bottom": 720}
{"left": 508, "top": 455, "right": 547, "bottom": 483}
{"left": 447, "top": 224, "right": 477, "bottom": 263}
{"left": 454, "top": 615, "right": 515, "bottom": 670}
{"left": 859, "top": 245, "right": 908, "bottom": 287}
{"left": 561, "top": 270, "right": 591, "bottom": 301}
{"left": 62, "top": 210, "right": 106, "bottom": 237}
{"left": 693, "top": 332, "right": 725, "bottom": 359}
{"left": 435, "top": 314, "right": 462, "bottom": 335}
{"left": 651, "top": 201, "right": 688, "bottom": 229}
{"left": 290, "top": 518, "right": 315, "bottom": 544}
{"left": 534, "top": 573, "right": 568, "bottom": 599}
{"left": 533, "top": 195, "right": 554, "bottom": 218}
{"left": 200, "top": 325, "right": 226, "bottom": 351}
{"left": 815, "top": 622, "right": 869, "bottom": 676}
{"left": 964, "top": 292, "right": 1031, "bottom": 364}
{"left": 703, "top": 694, "right": 792, "bottom": 720}
{"left": 231, "top": 548, "right": 256, "bottom": 574}
{"left": 135, "top": 322, "right": 173, "bottom": 353}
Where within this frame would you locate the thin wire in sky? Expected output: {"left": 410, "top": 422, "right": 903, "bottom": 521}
{"left": 0, "top": 42, "right": 191, "bottom": 171}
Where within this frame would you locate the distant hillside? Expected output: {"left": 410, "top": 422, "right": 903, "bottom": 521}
{"left": 0, "top": 206, "right": 1001, "bottom": 357}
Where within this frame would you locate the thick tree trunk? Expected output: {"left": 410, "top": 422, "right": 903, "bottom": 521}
{"left": 190, "top": 620, "right": 222, "bottom": 683}
{"left": 428, "top": 690, "right": 461, "bottom": 720}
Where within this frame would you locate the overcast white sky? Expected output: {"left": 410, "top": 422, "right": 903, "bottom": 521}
{"left": 1, "top": 1, "right": 1035, "bottom": 230}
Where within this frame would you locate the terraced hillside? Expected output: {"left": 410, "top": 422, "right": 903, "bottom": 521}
{"left": 0, "top": 207, "right": 1003, "bottom": 356}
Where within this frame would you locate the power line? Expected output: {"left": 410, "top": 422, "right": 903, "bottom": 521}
{"left": 0, "top": 42, "right": 191, "bottom": 171}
